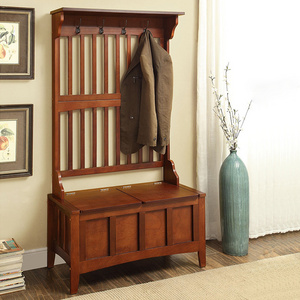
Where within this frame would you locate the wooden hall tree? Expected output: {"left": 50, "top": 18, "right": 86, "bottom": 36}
{"left": 48, "top": 7, "right": 206, "bottom": 294}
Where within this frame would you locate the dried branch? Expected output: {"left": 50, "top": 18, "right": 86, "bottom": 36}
{"left": 209, "top": 64, "right": 252, "bottom": 151}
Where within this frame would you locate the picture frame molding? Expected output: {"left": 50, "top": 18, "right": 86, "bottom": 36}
{"left": 0, "top": 104, "right": 33, "bottom": 179}
{"left": 0, "top": 6, "right": 35, "bottom": 79}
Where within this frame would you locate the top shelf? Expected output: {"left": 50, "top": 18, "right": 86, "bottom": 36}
{"left": 50, "top": 7, "right": 185, "bottom": 17}
{"left": 51, "top": 7, "right": 185, "bottom": 40}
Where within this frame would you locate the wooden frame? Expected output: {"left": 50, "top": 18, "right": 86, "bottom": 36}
{"left": 0, "top": 7, "right": 35, "bottom": 79}
{"left": 48, "top": 8, "right": 206, "bottom": 295}
{"left": 0, "top": 104, "right": 33, "bottom": 179}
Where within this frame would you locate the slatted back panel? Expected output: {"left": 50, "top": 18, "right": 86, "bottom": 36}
{"left": 53, "top": 15, "right": 171, "bottom": 178}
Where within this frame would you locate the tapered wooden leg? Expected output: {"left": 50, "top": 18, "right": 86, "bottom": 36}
{"left": 47, "top": 196, "right": 55, "bottom": 268}
{"left": 70, "top": 267, "right": 80, "bottom": 295}
{"left": 198, "top": 194, "right": 206, "bottom": 267}
{"left": 198, "top": 248, "right": 206, "bottom": 267}
{"left": 70, "top": 213, "right": 80, "bottom": 294}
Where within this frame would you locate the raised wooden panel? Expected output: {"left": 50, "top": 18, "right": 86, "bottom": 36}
{"left": 172, "top": 206, "right": 192, "bottom": 244}
{"left": 116, "top": 214, "right": 139, "bottom": 254}
{"left": 145, "top": 210, "right": 166, "bottom": 249}
{"left": 84, "top": 218, "right": 109, "bottom": 259}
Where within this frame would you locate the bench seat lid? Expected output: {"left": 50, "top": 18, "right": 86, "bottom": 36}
{"left": 117, "top": 182, "right": 199, "bottom": 203}
{"left": 64, "top": 188, "right": 141, "bottom": 212}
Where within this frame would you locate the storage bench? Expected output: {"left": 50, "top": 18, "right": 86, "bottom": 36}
{"left": 48, "top": 8, "right": 206, "bottom": 294}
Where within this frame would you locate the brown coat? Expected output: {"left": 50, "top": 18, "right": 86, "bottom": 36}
{"left": 120, "top": 30, "right": 173, "bottom": 155}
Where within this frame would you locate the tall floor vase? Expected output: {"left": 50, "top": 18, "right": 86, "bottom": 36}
{"left": 219, "top": 150, "right": 249, "bottom": 256}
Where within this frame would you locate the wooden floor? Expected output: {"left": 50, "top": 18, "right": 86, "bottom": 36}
{"left": 1, "top": 231, "right": 300, "bottom": 300}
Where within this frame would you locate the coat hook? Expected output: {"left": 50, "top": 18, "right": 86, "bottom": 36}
{"left": 144, "top": 20, "right": 149, "bottom": 32}
{"left": 75, "top": 18, "right": 81, "bottom": 34}
{"left": 99, "top": 19, "right": 105, "bottom": 35}
{"left": 121, "top": 19, "right": 127, "bottom": 35}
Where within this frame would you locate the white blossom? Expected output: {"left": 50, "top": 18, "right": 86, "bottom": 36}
{"left": 209, "top": 64, "right": 252, "bottom": 151}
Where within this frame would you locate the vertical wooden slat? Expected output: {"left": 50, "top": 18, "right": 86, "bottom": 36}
{"left": 126, "top": 34, "right": 132, "bottom": 165}
{"left": 92, "top": 34, "right": 97, "bottom": 94}
{"left": 115, "top": 107, "right": 120, "bottom": 165}
{"left": 149, "top": 147, "right": 153, "bottom": 162}
{"left": 126, "top": 34, "right": 131, "bottom": 67}
{"left": 104, "top": 35, "right": 108, "bottom": 94}
{"left": 68, "top": 111, "right": 73, "bottom": 170}
{"left": 92, "top": 108, "right": 97, "bottom": 168}
{"left": 80, "top": 35, "right": 85, "bottom": 95}
{"left": 115, "top": 34, "right": 120, "bottom": 93}
{"left": 104, "top": 107, "right": 109, "bottom": 166}
{"left": 138, "top": 149, "right": 143, "bottom": 163}
{"left": 68, "top": 36, "right": 72, "bottom": 95}
{"left": 80, "top": 109, "right": 85, "bottom": 169}
{"left": 165, "top": 40, "right": 170, "bottom": 53}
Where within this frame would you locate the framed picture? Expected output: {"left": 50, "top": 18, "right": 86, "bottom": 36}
{"left": 0, "top": 7, "right": 35, "bottom": 79}
{"left": 0, "top": 104, "right": 33, "bottom": 179}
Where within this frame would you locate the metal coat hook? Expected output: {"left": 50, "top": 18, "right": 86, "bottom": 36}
{"left": 99, "top": 19, "right": 105, "bottom": 35}
{"left": 75, "top": 18, "right": 81, "bottom": 34}
{"left": 144, "top": 20, "right": 149, "bottom": 32}
{"left": 121, "top": 19, "right": 127, "bottom": 35}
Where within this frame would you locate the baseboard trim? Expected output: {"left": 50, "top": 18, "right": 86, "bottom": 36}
{"left": 23, "top": 248, "right": 65, "bottom": 271}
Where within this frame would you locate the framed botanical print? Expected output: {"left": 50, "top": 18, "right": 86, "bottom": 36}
{"left": 0, "top": 7, "right": 35, "bottom": 79}
{"left": 0, "top": 104, "right": 33, "bottom": 179}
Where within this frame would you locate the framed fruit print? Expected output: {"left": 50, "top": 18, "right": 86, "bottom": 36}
{"left": 0, "top": 7, "right": 35, "bottom": 79}
{"left": 0, "top": 104, "right": 33, "bottom": 179}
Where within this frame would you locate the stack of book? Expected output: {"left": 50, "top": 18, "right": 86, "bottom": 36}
{"left": 0, "top": 238, "right": 25, "bottom": 295}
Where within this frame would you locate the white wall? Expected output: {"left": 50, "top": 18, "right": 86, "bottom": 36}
{"left": 0, "top": 0, "right": 199, "bottom": 251}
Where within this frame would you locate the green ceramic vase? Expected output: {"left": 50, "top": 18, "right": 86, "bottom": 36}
{"left": 219, "top": 150, "right": 249, "bottom": 256}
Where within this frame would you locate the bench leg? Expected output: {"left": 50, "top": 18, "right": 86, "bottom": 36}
{"left": 47, "top": 197, "right": 55, "bottom": 268}
{"left": 70, "top": 268, "right": 80, "bottom": 295}
{"left": 198, "top": 247, "right": 206, "bottom": 267}
{"left": 198, "top": 196, "right": 206, "bottom": 267}
{"left": 70, "top": 213, "right": 80, "bottom": 294}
